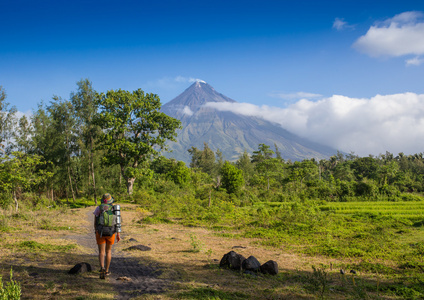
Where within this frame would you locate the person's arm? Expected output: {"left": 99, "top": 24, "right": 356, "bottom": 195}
{"left": 116, "top": 232, "right": 121, "bottom": 242}
{"left": 93, "top": 207, "right": 100, "bottom": 233}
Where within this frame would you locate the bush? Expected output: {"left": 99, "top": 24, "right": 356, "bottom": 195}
{"left": 0, "top": 268, "right": 21, "bottom": 300}
{"left": 0, "top": 192, "right": 12, "bottom": 210}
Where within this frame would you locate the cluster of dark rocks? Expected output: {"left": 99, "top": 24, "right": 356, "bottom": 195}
{"left": 219, "top": 251, "right": 278, "bottom": 276}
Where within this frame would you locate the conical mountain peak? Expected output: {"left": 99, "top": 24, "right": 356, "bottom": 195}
{"left": 162, "top": 82, "right": 236, "bottom": 119}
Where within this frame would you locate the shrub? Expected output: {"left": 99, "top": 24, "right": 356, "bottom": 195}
{"left": 0, "top": 268, "right": 21, "bottom": 300}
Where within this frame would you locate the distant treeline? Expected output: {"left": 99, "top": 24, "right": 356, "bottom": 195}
{"left": 1, "top": 80, "right": 423, "bottom": 210}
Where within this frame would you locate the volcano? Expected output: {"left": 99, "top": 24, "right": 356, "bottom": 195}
{"left": 161, "top": 81, "right": 337, "bottom": 164}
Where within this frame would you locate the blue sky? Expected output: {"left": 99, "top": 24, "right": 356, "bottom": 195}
{"left": 2, "top": 0, "right": 424, "bottom": 156}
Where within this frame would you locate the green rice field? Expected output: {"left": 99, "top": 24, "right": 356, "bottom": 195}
{"left": 320, "top": 201, "right": 424, "bottom": 220}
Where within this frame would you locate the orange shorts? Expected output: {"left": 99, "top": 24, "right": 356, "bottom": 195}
{"left": 96, "top": 232, "right": 116, "bottom": 245}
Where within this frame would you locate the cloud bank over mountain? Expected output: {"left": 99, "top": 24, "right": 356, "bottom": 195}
{"left": 206, "top": 92, "right": 424, "bottom": 157}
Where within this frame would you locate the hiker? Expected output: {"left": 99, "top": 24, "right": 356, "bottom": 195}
{"left": 93, "top": 193, "right": 122, "bottom": 279}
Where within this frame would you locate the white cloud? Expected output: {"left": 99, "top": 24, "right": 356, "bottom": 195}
{"left": 406, "top": 56, "right": 424, "bottom": 66}
{"left": 353, "top": 11, "right": 424, "bottom": 64}
{"left": 182, "top": 106, "right": 194, "bottom": 116}
{"left": 175, "top": 76, "right": 206, "bottom": 84}
{"left": 205, "top": 92, "right": 424, "bottom": 157}
{"left": 333, "top": 18, "right": 354, "bottom": 31}
{"left": 145, "top": 76, "right": 206, "bottom": 90}
{"left": 270, "top": 91, "right": 322, "bottom": 100}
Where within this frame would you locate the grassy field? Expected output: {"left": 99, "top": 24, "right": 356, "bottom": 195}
{"left": 320, "top": 201, "right": 424, "bottom": 220}
{"left": 0, "top": 199, "right": 423, "bottom": 299}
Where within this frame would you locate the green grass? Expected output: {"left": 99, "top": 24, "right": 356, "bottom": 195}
{"left": 320, "top": 201, "right": 424, "bottom": 220}
{"left": 176, "top": 287, "right": 248, "bottom": 300}
{"left": 14, "top": 241, "right": 77, "bottom": 252}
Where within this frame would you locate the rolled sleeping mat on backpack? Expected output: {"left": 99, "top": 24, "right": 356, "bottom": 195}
{"left": 113, "top": 205, "right": 121, "bottom": 216}
{"left": 113, "top": 205, "right": 122, "bottom": 232}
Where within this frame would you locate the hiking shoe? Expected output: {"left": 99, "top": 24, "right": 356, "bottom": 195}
{"left": 105, "top": 271, "right": 111, "bottom": 276}
{"left": 100, "top": 268, "right": 106, "bottom": 279}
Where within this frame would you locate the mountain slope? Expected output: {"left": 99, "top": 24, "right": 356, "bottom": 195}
{"left": 161, "top": 81, "right": 337, "bottom": 164}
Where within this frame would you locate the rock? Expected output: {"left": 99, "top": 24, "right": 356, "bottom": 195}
{"left": 219, "top": 251, "right": 246, "bottom": 270}
{"left": 124, "top": 245, "right": 152, "bottom": 251}
{"left": 232, "top": 245, "right": 247, "bottom": 249}
{"left": 128, "top": 238, "right": 138, "bottom": 242}
{"left": 260, "top": 260, "right": 278, "bottom": 275}
{"left": 68, "top": 262, "right": 92, "bottom": 274}
{"left": 116, "top": 276, "right": 132, "bottom": 281}
{"left": 242, "top": 256, "right": 261, "bottom": 272}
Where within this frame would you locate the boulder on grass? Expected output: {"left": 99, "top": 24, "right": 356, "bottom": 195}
{"left": 242, "top": 256, "right": 261, "bottom": 272}
{"left": 260, "top": 260, "right": 278, "bottom": 275}
{"left": 68, "top": 262, "right": 92, "bottom": 274}
{"left": 219, "top": 251, "right": 246, "bottom": 270}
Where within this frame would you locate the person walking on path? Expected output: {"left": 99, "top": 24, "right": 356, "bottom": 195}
{"left": 93, "top": 193, "right": 121, "bottom": 279}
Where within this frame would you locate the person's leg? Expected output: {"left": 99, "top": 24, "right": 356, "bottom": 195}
{"left": 105, "top": 243, "right": 113, "bottom": 273}
{"left": 98, "top": 243, "right": 106, "bottom": 269}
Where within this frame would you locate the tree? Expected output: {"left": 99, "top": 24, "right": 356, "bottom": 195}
{"left": 15, "top": 115, "right": 33, "bottom": 154}
{"left": 0, "top": 152, "right": 52, "bottom": 211}
{"left": 220, "top": 161, "right": 244, "bottom": 194}
{"left": 70, "top": 79, "right": 100, "bottom": 204}
{"left": 167, "top": 161, "right": 191, "bottom": 186}
{"left": 96, "top": 89, "right": 181, "bottom": 195}
{"left": 251, "top": 143, "right": 274, "bottom": 164}
{"left": 251, "top": 144, "right": 278, "bottom": 190}
{"left": 48, "top": 97, "right": 78, "bottom": 202}
{"left": 188, "top": 143, "right": 216, "bottom": 176}
{"left": 236, "top": 150, "right": 255, "bottom": 184}
{"left": 0, "top": 86, "right": 17, "bottom": 155}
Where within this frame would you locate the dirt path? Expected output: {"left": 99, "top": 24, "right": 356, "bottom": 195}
{"left": 64, "top": 205, "right": 339, "bottom": 299}
{"left": 68, "top": 207, "right": 171, "bottom": 299}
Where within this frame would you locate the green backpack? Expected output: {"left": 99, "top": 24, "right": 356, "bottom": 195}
{"left": 96, "top": 204, "right": 117, "bottom": 237}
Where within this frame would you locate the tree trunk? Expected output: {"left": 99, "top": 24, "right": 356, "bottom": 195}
{"left": 127, "top": 178, "right": 136, "bottom": 195}
{"left": 66, "top": 135, "right": 76, "bottom": 202}
{"left": 13, "top": 191, "right": 18, "bottom": 212}
{"left": 90, "top": 137, "right": 97, "bottom": 205}
{"left": 67, "top": 164, "right": 76, "bottom": 202}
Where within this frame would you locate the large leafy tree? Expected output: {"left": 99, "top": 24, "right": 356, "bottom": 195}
{"left": 96, "top": 89, "right": 181, "bottom": 195}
